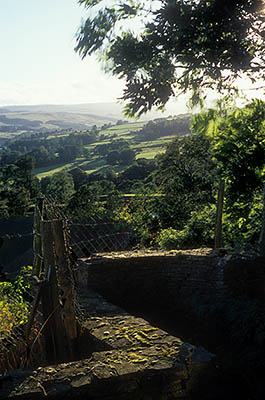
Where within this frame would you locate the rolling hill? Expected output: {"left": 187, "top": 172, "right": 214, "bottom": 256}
{"left": 0, "top": 102, "right": 188, "bottom": 146}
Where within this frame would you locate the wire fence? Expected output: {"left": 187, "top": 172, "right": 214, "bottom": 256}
{"left": 0, "top": 194, "right": 135, "bottom": 372}
{"left": 44, "top": 194, "right": 134, "bottom": 258}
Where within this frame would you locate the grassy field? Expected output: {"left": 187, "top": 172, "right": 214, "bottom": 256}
{"left": 33, "top": 121, "right": 177, "bottom": 178}
{"left": 99, "top": 121, "right": 147, "bottom": 140}
{"left": 35, "top": 162, "right": 79, "bottom": 178}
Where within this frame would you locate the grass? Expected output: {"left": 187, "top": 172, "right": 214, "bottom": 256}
{"left": 136, "top": 149, "right": 164, "bottom": 159}
{"left": 99, "top": 121, "right": 147, "bottom": 137}
{"left": 32, "top": 120, "right": 177, "bottom": 178}
{"left": 34, "top": 160, "right": 84, "bottom": 178}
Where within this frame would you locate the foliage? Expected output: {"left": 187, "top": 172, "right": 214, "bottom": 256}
{"left": 190, "top": 98, "right": 265, "bottom": 250}
{"left": 0, "top": 266, "right": 32, "bottom": 337}
{"left": 153, "top": 133, "right": 218, "bottom": 229}
{"left": 135, "top": 115, "right": 191, "bottom": 140}
{"left": 212, "top": 99, "right": 265, "bottom": 203}
{"left": 66, "top": 183, "right": 104, "bottom": 217}
{"left": 76, "top": 0, "right": 265, "bottom": 116}
{"left": 154, "top": 227, "right": 179, "bottom": 250}
{"left": 154, "top": 205, "right": 216, "bottom": 249}
{"left": 0, "top": 155, "right": 40, "bottom": 216}
{"left": 43, "top": 171, "right": 75, "bottom": 203}
{"left": 222, "top": 189, "right": 263, "bottom": 250}
{"left": 2, "top": 128, "right": 98, "bottom": 169}
{"left": 117, "top": 187, "right": 161, "bottom": 245}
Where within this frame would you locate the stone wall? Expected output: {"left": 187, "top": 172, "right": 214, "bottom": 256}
{"left": 77, "top": 250, "right": 224, "bottom": 313}
{"left": 224, "top": 256, "right": 265, "bottom": 301}
{"left": 0, "top": 289, "right": 214, "bottom": 400}
{"left": 78, "top": 250, "right": 265, "bottom": 311}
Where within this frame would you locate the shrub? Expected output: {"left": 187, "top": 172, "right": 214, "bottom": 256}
{"left": 155, "top": 228, "right": 180, "bottom": 250}
{"left": 155, "top": 205, "right": 216, "bottom": 250}
{"left": 0, "top": 266, "right": 32, "bottom": 338}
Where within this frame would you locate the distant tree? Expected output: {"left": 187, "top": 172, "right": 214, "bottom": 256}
{"left": 119, "top": 148, "right": 136, "bottom": 165}
{"left": 107, "top": 150, "right": 120, "bottom": 166}
{"left": 118, "top": 159, "right": 156, "bottom": 182}
{"left": 105, "top": 166, "right": 117, "bottom": 182}
{"left": 29, "top": 146, "right": 56, "bottom": 168}
{"left": 87, "top": 171, "right": 105, "bottom": 183}
{"left": 44, "top": 171, "right": 74, "bottom": 203}
{"left": 69, "top": 167, "right": 88, "bottom": 190}
{"left": 57, "top": 144, "right": 82, "bottom": 162}
{"left": 94, "top": 143, "right": 109, "bottom": 156}
{"left": 154, "top": 134, "right": 217, "bottom": 228}
{"left": 90, "top": 180, "right": 116, "bottom": 195}
{"left": 5, "top": 187, "right": 31, "bottom": 216}
{"left": 0, "top": 150, "right": 22, "bottom": 166}
{"left": 67, "top": 184, "right": 99, "bottom": 217}
{"left": 0, "top": 155, "right": 40, "bottom": 216}
{"left": 40, "top": 176, "right": 51, "bottom": 195}
{"left": 76, "top": 0, "right": 265, "bottom": 116}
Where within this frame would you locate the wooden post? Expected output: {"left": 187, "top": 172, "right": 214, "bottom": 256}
{"left": 33, "top": 198, "right": 44, "bottom": 277}
{"left": 215, "top": 179, "right": 225, "bottom": 249}
{"left": 259, "top": 181, "right": 265, "bottom": 256}
{"left": 51, "top": 219, "right": 79, "bottom": 357}
{"left": 40, "top": 220, "right": 68, "bottom": 362}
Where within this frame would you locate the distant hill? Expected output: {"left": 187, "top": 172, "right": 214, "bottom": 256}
{"left": 0, "top": 102, "right": 187, "bottom": 146}
{"left": 0, "top": 101, "right": 185, "bottom": 119}
{"left": 0, "top": 102, "right": 187, "bottom": 127}
{"left": 0, "top": 104, "right": 124, "bottom": 136}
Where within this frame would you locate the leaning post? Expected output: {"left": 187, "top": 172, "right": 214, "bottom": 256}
{"left": 52, "top": 219, "right": 79, "bottom": 358}
{"left": 259, "top": 181, "right": 265, "bottom": 256}
{"left": 33, "top": 198, "right": 44, "bottom": 277}
{"left": 214, "top": 179, "right": 225, "bottom": 250}
{"left": 40, "top": 219, "right": 69, "bottom": 362}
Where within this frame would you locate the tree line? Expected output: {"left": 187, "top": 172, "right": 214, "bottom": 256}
{"left": 1, "top": 99, "right": 264, "bottom": 252}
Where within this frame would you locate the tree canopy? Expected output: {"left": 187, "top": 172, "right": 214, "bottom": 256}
{"left": 76, "top": 0, "right": 265, "bottom": 116}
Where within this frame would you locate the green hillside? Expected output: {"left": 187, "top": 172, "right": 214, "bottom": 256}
{"left": 32, "top": 116, "right": 191, "bottom": 178}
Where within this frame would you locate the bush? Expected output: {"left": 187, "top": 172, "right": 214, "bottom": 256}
{"left": 155, "top": 205, "right": 216, "bottom": 250}
{"left": 155, "top": 228, "right": 180, "bottom": 249}
{"left": 0, "top": 266, "right": 32, "bottom": 338}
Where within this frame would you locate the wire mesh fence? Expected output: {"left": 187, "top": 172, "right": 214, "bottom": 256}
{"left": 44, "top": 194, "right": 135, "bottom": 258}
{"left": 0, "top": 194, "right": 136, "bottom": 372}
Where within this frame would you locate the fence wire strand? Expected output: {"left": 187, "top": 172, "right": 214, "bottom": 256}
{"left": 0, "top": 194, "right": 135, "bottom": 372}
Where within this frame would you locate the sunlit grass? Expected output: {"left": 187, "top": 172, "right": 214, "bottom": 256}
{"left": 33, "top": 122, "right": 175, "bottom": 178}
{"left": 99, "top": 121, "right": 147, "bottom": 136}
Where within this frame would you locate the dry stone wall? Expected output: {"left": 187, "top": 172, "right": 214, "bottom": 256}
{"left": 78, "top": 250, "right": 224, "bottom": 313}
{"left": 78, "top": 250, "right": 265, "bottom": 310}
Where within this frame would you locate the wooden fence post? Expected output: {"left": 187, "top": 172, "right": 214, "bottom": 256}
{"left": 215, "top": 179, "right": 225, "bottom": 249}
{"left": 40, "top": 220, "right": 69, "bottom": 362}
{"left": 51, "top": 219, "right": 79, "bottom": 357}
{"left": 33, "top": 198, "right": 44, "bottom": 277}
{"left": 259, "top": 181, "right": 265, "bottom": 256}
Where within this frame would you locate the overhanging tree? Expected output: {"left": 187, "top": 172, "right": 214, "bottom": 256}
{"left": 191, "top": 99, "right": 265, "bottom": 251}
{"left": 76, "top": 0, "right": 265, "bottom": 116}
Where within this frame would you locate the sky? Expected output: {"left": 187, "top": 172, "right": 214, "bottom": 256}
{"left": 0, "top": 0, "right": 263, "bottom": 111}
{"left": 0, "top": 0, "right": 127, "bottom": 106}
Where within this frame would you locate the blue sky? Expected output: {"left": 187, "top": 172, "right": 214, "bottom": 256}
{"left": 0, "top": 0, "right": 263, "bottom": 109}
{"left": 0, "top": 0, "right": 126, "bottom": 106}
